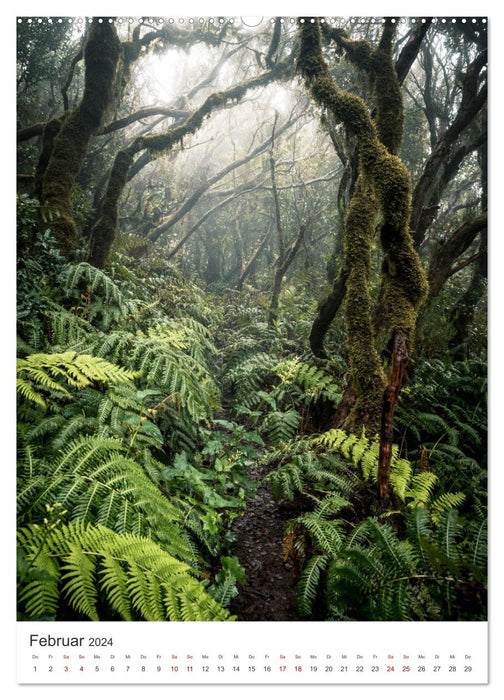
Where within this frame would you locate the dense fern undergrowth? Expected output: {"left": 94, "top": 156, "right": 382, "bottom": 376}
{"left": 17, "top": 196, "right": 487, "bottom": 622}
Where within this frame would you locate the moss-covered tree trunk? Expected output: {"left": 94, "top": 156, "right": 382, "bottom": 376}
{"left": 41, "top": 21, "right": 121, "bottom": 259}
{"left": 307, "top": 21, "right": 431, "bottom": 360}
{"left": 298, "top": 18, "right": 428, "bottom": 503}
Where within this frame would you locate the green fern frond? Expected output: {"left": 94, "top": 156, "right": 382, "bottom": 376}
{"left": 17, "top": 352, "right": 138, "bottom": 409}
{"left": 17, "top": 520, "right": 234, "bottom": 621}
{"left": 51, "top": 415, "right": 99, "bottom": 450}
{"left": 265, "top": 438, "right": 357, "bottom": 502}
{"left": 315, "top": 428, "right": 348, "bottom": 452}
{"left": 62, "top": 262, "right": 127, "bottom": 305}
{"left": 45, "top": 305, "right": 95, "bottom": 347}
{"left": 223, "top": 350, "right": 277, "bottom": 409}
{"left": 23, "top": 415, "right": 66, "bottom": 444}
{"left": 17, "top": 377, "right": 54, "bottom": 408}
{"left": 99, "top": 551, "right": 133, "bottom": 620}
{"left": 405, "top": 472, "right": 438, "bottom": 508}
{"left": 208, "top": 575, "right": 238, "bottom": 609}
{"left": 17, "top": 532, "right": 60, "bottom": 618}
{"left": 415, "top": 412, "right": 451, "bottom": 434}
{"left": 262, "top": 410, "right": 301, "bottom": 444}
{"left": 17, "top": 436, "right": 196, "bottom": 563}
{"left": 113, "top": 232, "right": 154, "bottom": 256}
{"left": 314, "top": 429, "right": 377, "bottom": 476}
{"left": 265, "top": 461, "right": 303, "bottom": 501}
{"left": 61, "top": 262, "right": 137, "bottom": 330}
{"left": 356, "top": 519, "right": 415, "bottom": 575}
{"left": 91, "top": 330, "right": 219, "bottom": 422}
{"left": 297, "top": 554, "right": 329, "bottom": 617}
{"left": 389, "top": 458, "right": 412, "bottom": 501}
{"left": 405, "top": 507, "right": 431, "bottom": 563}
{"left": 468, "top": 518, "right": 487, "bottom": 570}
{"left": 430, "top": 492, "right": 466, "bottom": 524}
{"left": 315, "top": 428, "right": 415, "bottom": 502}
{"left": 435, "top": 509, "right": 461, "bottom": 561}
{"left": 292, "top": 507, "right": 346, "bottom": 557}
{"left": 17, "top": 325, "right": 45, "bottom": 354}
{"left": 272, "top": 359, "right": 341, "bottom": 404}
{"left": 60, "top": 546, "right": 99, "bottom": 620}
{"left": 311, "top": 493, "right": 350, "bottom": 516}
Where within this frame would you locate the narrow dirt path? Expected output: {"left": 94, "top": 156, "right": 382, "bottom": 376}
{"left": 230, "top": 461, "right": 301, "bottom": 621}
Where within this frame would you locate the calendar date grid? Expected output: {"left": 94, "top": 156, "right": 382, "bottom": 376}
{"left": 17, "top": 621, "right": 487, "bottom": 684}
{"left": 27, "top": 650, "right": 479, "bottom": 681}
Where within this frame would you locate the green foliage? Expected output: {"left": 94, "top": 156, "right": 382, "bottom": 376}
{"left": 222, "top": 345, "right": 278, "bottom": 410}
{"left": 262, "top": 409, "right": 302, "bottom": 444}
{"left": 17, "top": 240, "right": 487, "bottom": 625}
{"left": 291, "top": 504, "right": 486, "bottom": 621}
{"left": 17, "top": 436, "right": 196, "bottom": 563}
{"left": 314, "top": 428, "right": 465, "bottom": 510}
{"left": 17, "top": 517, "right": 234, "bottom": 621}
{"left": 60, "top": 262, "right": 137, "bottom": 331}
{"left": 17, "top": 351, "right": 138, "bottom": 409}
{"left": 395, "top": 358, "right": 487, "bottom": 498}
{"left": 273, "top": 358, "right": 342, "bottom": 405}
{"left": 264, "top": 439, "right": 357, "bottom": 503}
{"left": 90, "top": 326, "right": 219, "bottom": 423}
{"left": 17, "top": 195, "right": 66, "bottom": 336}
{"left": 17, "top": 243, "right": 252, "bottom": 622}
{"left": 265, "top": 422, "right": 484, "bottom": 621}
{"left": 207, "top": 556, "right": 247, "bottom": 608}
{"left": 17, "top": 21, "right": 487, "bottom": 627}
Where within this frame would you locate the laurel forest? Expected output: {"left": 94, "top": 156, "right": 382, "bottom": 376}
{"left": 16, "top": 16, "right": 487, "bottom": 622}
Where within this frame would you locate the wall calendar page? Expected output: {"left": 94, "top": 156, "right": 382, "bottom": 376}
{"left": 13, "top": 4, "right": 493, "bottom": 693}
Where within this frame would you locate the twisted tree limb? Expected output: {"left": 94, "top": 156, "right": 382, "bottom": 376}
{"left": 298, "top": 18, "right": 428, "bottom": 503}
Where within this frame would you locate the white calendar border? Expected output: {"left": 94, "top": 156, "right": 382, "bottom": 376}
{"left": 4, "top": 0, "right": 503, "bottom": 697}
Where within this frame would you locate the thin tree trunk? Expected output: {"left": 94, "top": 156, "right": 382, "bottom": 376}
{"left": 411, "top": 51, "right": 487, "bottom": 247}
{"left": 269, "top": 223, "right": 308, "bottom": 326}
{"left": 448, "top": 229, "right": 487, "bottom": 359}
{"left": 449, "top": 144, "right": 488, "bottom": 358}
{"left": 309, "top": 267, "right": 348, "bottom": 358}
{"left": 427, "top": 213, "right": 487, "bottom": 298}
{"left": 238, "top": 225, "right": 271, "bottom": 290}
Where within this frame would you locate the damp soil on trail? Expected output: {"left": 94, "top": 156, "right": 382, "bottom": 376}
{"left": 229, "top": 460, "right": 302, "bottom": 621}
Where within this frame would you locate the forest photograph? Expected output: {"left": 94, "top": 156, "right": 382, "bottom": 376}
{"left": 16, "top": 15, "right": 487, "bottom": 623}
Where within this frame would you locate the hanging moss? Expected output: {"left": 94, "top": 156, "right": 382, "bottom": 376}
{"left": 41, "top": 22, "right": 121, "bottom": 259}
